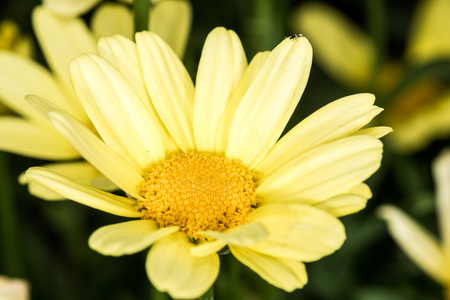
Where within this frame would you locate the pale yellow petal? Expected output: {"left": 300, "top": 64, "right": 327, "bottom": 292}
{"left": 291, "top": 2, "right": 375, "bottom": 88}
{"left": 314, "top": 183, "right": 372, "bottom": 217}
{"left": 199, "top": 222, "right": 268, "bottom": 247}
{"left": 191, "top": 222, "right": 268, "bottom": 257}
{"left": 433, "top": 149, "right": 450, "bottom": 263}
{"left": 193, "top": 27, "right": 247, "bottom": 152}
{"left": 32, "top": 5, "right": 97, "bottom": 100}
{"left": 98, "top": 35, "right": 179, "bottom": 153}
{"left": 257, "top": 135, "right": 383, "bottom": 202}
{"left": 136, "top": 31, "right": 195, "bottom": 152}
{"left": 190, "top": 240, "right": 227, "bottom": 258}
{"left": 248, "top": 203, "right": 345, "bottom": 261}
{"left": 314, "top": 194, "right": 368, "bottom": 217}
{"left": 230, "top": 246, "right": 308, "bottom": 292}
{"left": 26, "top": 94, "right": 143, "bottom": 198}
{"left": 406, "top": 0, "right": 450, "bottom": 64}
{"left": 91, "top": 3, "right": 133, "bottom": 40}
{"left": 147, "top": 232, "right": 219, "bottom": 299}
{"left": 256, "top": 93, "right": 382, "bottom": 175}
{"left": 89, "top": 220, "right": 178, "bottom": 256}
{"left": 23, "top": 161, "right": 116, "bottom": 200}
{"left": 214, "top": 51, "right": 270, "bottom": 152}
{"left": 70, "top": 54, "right": 166, "bottom": 169}
{"left": 344, "top": 182, "right": 373, "bottom": 198}
{"left": 150, "top": 0, "right": 192, "bottom": 58}
{"left": 42, "top": 0, "right": 101, "bottom": 17}
{"left": 226, "top": 36, "right": 312, "bottom": 168}
{"left": 378, "top": 205, "right": 450, "bottom": 284}
{"left": 22, "top": 167, "right": 141, "bottom": 218}
{"left": 49, "top": 110, "right": 143, "bottom": 198}
{"left": 353, "top": 126, "right": 393, "bottom": 139}
{"left": 0, "top": 51, "right": 79, "bottom": 123}
{"left": 98, "top": 36, "right": 145, "bottom": 98}
{"left": 0, "top": 117, "right": 79, "bottom": 160}
{"left": 388, "top": 94, "right": 450, "bottom": 153}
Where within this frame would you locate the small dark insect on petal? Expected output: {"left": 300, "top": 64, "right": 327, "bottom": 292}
{"left": 289, "top": 33, "right": 303, "bottom": 40}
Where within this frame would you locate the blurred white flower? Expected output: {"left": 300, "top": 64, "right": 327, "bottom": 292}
{"left": 0, "top": 276, "right": 29, "bottom": 300}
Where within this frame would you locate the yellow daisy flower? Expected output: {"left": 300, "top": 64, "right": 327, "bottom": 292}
{"left": 0, "top": 20, "right": 33, "bottom": 57}
{"left": 378, "top": 148, "right": 450, "bottom": 298}
{"left": 22, "top": 28, "right": 389, "bottom": 298}
{"left": 42, "top": 0, "right": 192, "bottom": 58}
{"left": 291, "top": 0, "right": 450, "bottom": 153}
{"left": 0, "top": 4, "right": 191, "bottom": 200}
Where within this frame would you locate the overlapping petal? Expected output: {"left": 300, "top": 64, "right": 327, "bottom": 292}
{"left": 214, "top": 51, "right": 270, "bottom": 152}
{"left": 69, "top": 53, "right": 166, "bottom": 170}
{"left": 191, "top": 222, "right": 268, "bottom": 257}
{"left": 248, "top": 203, "right": 345, "bottom": 261}
{"left": 22, "top": 161, "right": 116, "bottom": 200}
{"left": 193, "top": 27, "right": 247, "bottom": 152}
{"left": 352, "top": 126, "right": 393, "bottom": 139}
{"left": 98, "top": 35, "right": 148, "bottom": 99}
{"left": 91, "top": 3, "right": 133, "bottom": 40}
{"left": 147, "top": 232, "right": 219, "bottom": 299}
{"left": 226, "top": 36, "right": 312, "bottom": 168}
{"left": 256, "top": 93, "right": 382, "bottom": 175}
{"left": 32, "top": 6, "right": 97, "bottom": 100}
{"left": 136, "top": 31, "right": 195, "bottom": 152}
{"left": 313, "top": 183, "right": 372, "bottom": 217}
{"left": 257, "top": 135, "right": 383, "bottom": 202}
{"left": 22, "top": 167, "right": 141, "bottom": 218}
{"left": 198, "top": 222, "right": 268, "bottom": 247}
{"left": 42, "top": 0, "right": 101, "bottom": 17}
{"left": 230, "top": 246, "right": 308, "bottom": 292}
{"left": 98, "top": 35, "right": 179, "bottom": 153}
{"left": 0, "top": 51, "right": 78, "bottom": 123}
{"left": 150, "top": 0, "right": 192, "bottom": 58}
{"left": 89, "top": 220, "right": 178, "bottom": 256}
{"left": 0, "top": 117, "right": 78, "bottom": 160}
{"left": 26, "top": 94, "right": 143, "bottom": 198}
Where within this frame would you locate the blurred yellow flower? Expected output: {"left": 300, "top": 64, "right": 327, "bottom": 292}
{"left": 291, "top": 0, "right": 450, "bottom": 153}
{"left": 0, "top": 3, "right": 191, "bottom": 200}
{"left": 0, "top": 20, "right": 33, "bottom": 57}
{"left": 378, "top": 148, "right": 450, "bottom": 298}
{"left": 0, "top": 20, "right": 34, "bottom": 114}
{"left": 42, "top": 0, "right": 192, "bottom": 58}
{"left": 22, "top": 27, "right": 389, "bottom": 298}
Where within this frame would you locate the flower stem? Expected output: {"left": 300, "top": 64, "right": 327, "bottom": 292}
{"left": 134, "top": 0, "right": 150, "bottom": 34}
{"left": 197, "top": 285, "right": 214, "bottom": 300}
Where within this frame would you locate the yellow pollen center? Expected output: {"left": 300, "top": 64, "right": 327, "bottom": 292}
{"left": 136, "top": 152, "right": 259, "bottom": 239}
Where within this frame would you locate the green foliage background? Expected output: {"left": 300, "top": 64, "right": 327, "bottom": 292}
{"left": 1, "top": 0, "right": 449, "bottom": 299}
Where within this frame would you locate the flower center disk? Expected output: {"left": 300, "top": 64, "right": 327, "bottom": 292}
{"left": 137, "top": 152, "right": 259, "bottom": 239}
